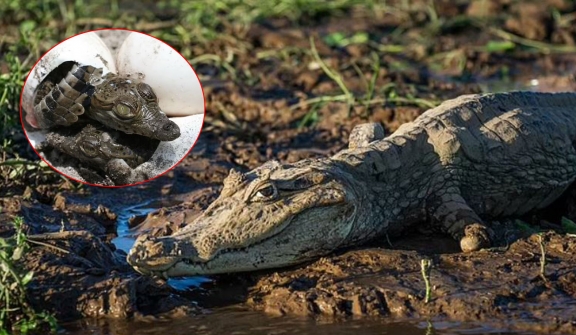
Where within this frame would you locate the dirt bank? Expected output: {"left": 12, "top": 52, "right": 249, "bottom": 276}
{"left": 0, "top": 192, "right": 198, "bottom": 321}
{"left": 128, "top": 183, "right": 576, "bottom": 334}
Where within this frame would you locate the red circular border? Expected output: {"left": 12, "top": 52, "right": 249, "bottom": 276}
{"left": 19, "top": 28, "right": 206, "bottom": 188}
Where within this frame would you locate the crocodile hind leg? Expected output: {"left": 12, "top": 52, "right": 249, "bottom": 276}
{"left": 430, "top": 193, "right": 493, "bottom": 252}
{"left": 105, "top": 159, "right": 148, "bottom": 185}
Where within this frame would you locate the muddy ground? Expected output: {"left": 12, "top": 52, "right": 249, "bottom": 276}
{"left": 2, "top": 0, "right": 576, "bottom": 333}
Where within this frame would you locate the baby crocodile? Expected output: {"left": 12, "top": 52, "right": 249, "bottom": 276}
{"left": 32, "top": 61, "right": 180, "bottom": 184}
{"left": 33, "top": 62, "right": 180, "bottom": 141}
{"left": 128, "top": 91, "right": 576, "bottom": 277}
{"left": 39, "top": 123, "right": 159, "bottom": 185}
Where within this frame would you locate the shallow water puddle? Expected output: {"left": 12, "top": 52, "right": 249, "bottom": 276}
{"left": 112, "top": 200, "right": 157, "bottom": 252}
{"left": 113, "top": 201, "right": 212, "bottom": 289}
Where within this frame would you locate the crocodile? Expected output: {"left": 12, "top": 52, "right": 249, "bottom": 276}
{"left": 38, "top": 123, "right": 159, "bottom": 185}
{"left": 33, "top": 61, "right": 180, "bottom": 141}
{"left": 31, "top": 61, "right": 180, "bottom": 184}
{"left": 127, "top": 91, "right": 576, "bottom": 277}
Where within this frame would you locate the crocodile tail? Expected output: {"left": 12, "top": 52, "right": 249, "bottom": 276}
{"left": 32, "top": 63, "right": 101, "bottom": 129}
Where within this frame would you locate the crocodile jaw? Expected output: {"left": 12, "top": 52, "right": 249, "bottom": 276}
{"left": 88, "top": 106, "right": 180, "bottom": 141}
{"left": 127, "top": 160, "right": 360, "bottom": 277}
{"left": 125, "top": 116, "right": 180, "bottom": 141}
{"left": 128, "top": 203, "right": 356, "bottom": 277}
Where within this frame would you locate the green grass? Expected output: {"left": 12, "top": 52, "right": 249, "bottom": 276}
{"left": 537, "top": 233, "right": 547, "bottom": 281}
{"left": 561, "top": 217, "right": 576, "bottom": 234}
{"left": 2, "top": 0, "right": 569, "bottom": 133}
{"left": 292, "top": 37, "right": 439, "bottom": 123}
{"left": 164, "top": 0, "right": 363, "bottom": 26}
{"left": 0, "top": 49, "right": 26, "bottom": 140}
{"left": 0, "top": 217, "right": 57, "bottom": 334}
{"left": 420, "top": 258, "right": 432, "bottom": 304}
{"left": 154, "top": 0, "right": 378, "bottom": 55}
{"left": 309, "top": 36, "right": 354, "bottom": 111}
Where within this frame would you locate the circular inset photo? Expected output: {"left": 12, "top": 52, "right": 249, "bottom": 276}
{"left": 20, "top": 29, "right": 205, "bottom": 187}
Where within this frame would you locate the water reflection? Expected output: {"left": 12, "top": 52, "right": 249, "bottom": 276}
{"left": 61, "top": 308, "right": 521, "bottom": 335}
{"left": 113, "top": 201, "right": 212, "bottom": 290}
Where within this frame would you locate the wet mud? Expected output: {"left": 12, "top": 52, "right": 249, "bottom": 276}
{"left": 125, "top": 186, "right": 576, "bottom": 334}
{"left": 248, "top": 232, "right": 576, "bottom": 333}
{"left": 3, "top": 0, "right": 576, "bottom": 334}
{"left": 0, "top": 195, "right": 198, "bottom": 321}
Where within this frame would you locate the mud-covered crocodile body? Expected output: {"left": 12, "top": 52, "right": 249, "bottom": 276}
{"left": 44, "top": 123, "right": 158, "bottom": 169}
{"left": 33, "top": 62, "right": 180, "bottom": 141}
{"left": 38, "top": 122, "right": 160, "bottom": 184}
{"left": 127, "top": 91, "right": 576, "bottom": 277}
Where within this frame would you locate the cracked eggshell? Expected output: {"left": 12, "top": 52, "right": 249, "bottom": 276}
{"left": 116, "top": 32, "right": 204, "bottom": 116}
{"left": 22, "top": 29, "right": 204, "bottom": 186}
{"left": 22, "top": 32, "right": 116, "bottom": 116}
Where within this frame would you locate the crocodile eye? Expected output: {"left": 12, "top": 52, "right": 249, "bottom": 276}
{"left": 137, "top": 83, "right": 157, "bottom": 102}
{"left": 79, "top": 140, "right": 98, "bottom": 158}
{"left": 252, "top": 184, "right": 278, "bottom": 201}
{"left": 114, "top": 102, "right": 137, "bottom": 119}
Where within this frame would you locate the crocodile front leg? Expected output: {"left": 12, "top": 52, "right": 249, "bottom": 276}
{"left": 430, "top": 192, "right": 493, "bottom": 252}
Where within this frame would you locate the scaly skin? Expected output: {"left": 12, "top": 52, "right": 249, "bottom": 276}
{"left": 45, "top": 124, "right": 146, "bottom": 168}
{"left": 33, "top": 63, "right": 180, "bottom": 141}
{"left": 127, "top": 91, "right": 576, "bottom": 277}
{"left": 41, "top": 123, "right": 159, "bottom": 184}
{"left": 88, "top": 74, "right": 180, "bottom": 141}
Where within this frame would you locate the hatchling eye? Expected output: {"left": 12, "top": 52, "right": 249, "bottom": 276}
{"left": 137, "top": 83, "right": 157, "bottom": 102}
{"left": 252, "top": 184, "right": 278, "bottom": 201}
{"left": 79, "top": 141, "right": 98, "bottom": 158}
{"left": 114, "top": 102, "right": 136, "bottom": 119}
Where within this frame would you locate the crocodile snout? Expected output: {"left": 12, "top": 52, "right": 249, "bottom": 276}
{"left": 127, "top": 233, "right": 204, "bottom": 276}
{"left": 127, "top": 235, "right": 178, "bottom": 271}
{"left": 156, "top": 120, "right": 180, "bottom": 141}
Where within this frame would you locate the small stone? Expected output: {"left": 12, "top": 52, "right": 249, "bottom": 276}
{"left": 54, "top": 192, "right": 66, "bottom": 210}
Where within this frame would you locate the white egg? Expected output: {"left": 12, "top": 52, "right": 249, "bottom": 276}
{"left": 116, "top": 32, "right": 204, "bottom": 116}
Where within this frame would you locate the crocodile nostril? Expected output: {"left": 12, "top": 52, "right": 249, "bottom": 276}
{"left": 163, "top": 123, "right": 174, "bottom": 132}
{"left": 158, "top": 121, "right": 180, "bottom": 141}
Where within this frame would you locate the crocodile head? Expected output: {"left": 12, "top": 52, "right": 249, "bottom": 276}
{"left": 127, "top": 159, "right": 362, "bottom": 277}
{"left": 89, "top": 75, "right": 180, "bottom": 141}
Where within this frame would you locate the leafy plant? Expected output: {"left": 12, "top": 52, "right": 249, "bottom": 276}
{"left": 324, "top": 32, "right": 369, "bottom": 48}
{"left": 0, "top": 217, "right": 57, "bottom": 334}
{"left": 561, "top": 217, "right": 576, "bottom": 234}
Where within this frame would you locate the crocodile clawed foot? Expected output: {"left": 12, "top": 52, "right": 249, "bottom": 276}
{"left": 106, "top": 159, "right": 147, "bottom": 185}
{"left": 460, "top": 223, "right": 492, "bottom": 252}
{"left": 431, "top": 193, "right": 494, "bottom": 253}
